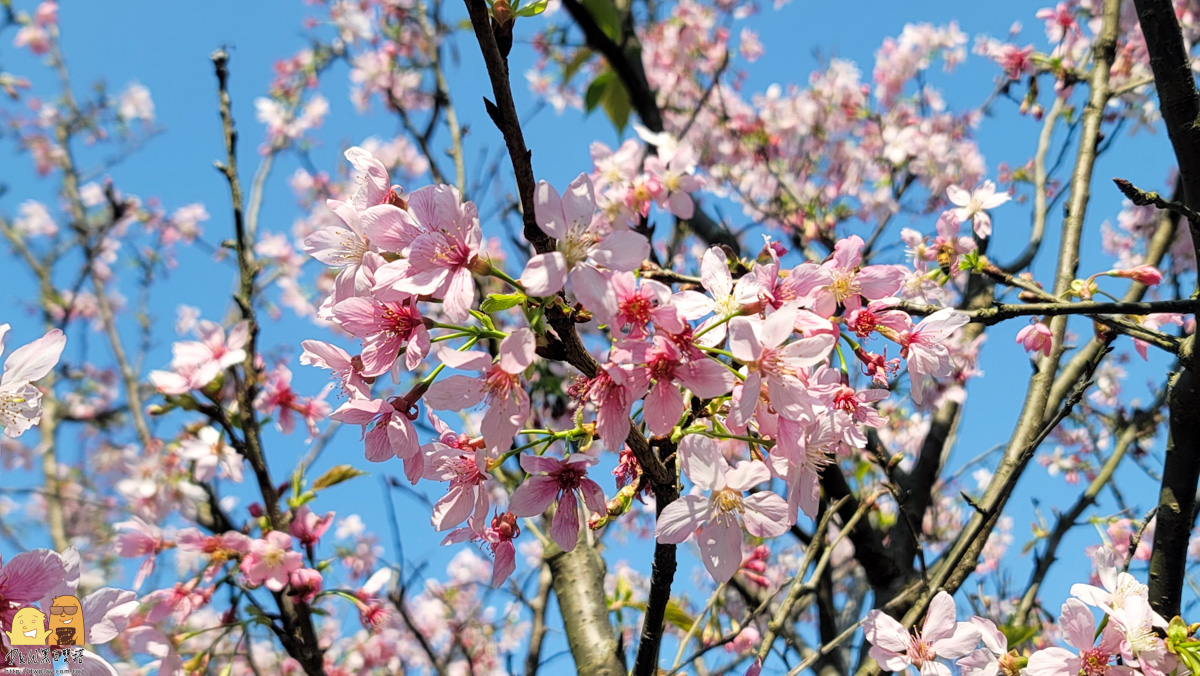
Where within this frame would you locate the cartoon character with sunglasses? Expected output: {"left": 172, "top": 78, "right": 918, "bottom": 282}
{"left": 47, "top": 596, "right": 84, "bottom": 646}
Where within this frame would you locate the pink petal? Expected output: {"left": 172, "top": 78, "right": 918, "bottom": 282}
{"left": 946, "top": 185, "right": 971, "bottom": 208}
{"left": 299, "top": 340, "right": 351, "bottom": 370}
{"left": 761, "top": 304, "right": 799, "bottom": 348}
{"left": 678, "top": 357, "right": 735, "bottom": 398}
{"left": 2, "top": 329, "right": 66, "bottom": 385}
{"left": 387, "top": 415, "right": 420, "bottom": 459}
{"left": 655, "top": 494, "right": 709, "bottom": 544}
{"left": 741, "top": 491, "right": 790, "bottom": 537}
{"left": 922, "top": 591, "right": 960, "bottom": 643}
{"left": 680, "top": 434, "right": 724, "bottom": 491}
{"left": 727, "top": 317, "right": 762, "bottom": 363}
{"left": 443, "top": 267, "right": 475, "bottom": 323}
{"left": 508, "top": 475, "right": 560, "bottom": 517}
{"left": 520, "top": 252, "right": 569, "bottom": 297}
{"left": 701, "top": 247, "right": 732, "bottom": 299}
{"left": 729, "top": 371, "right": 761, "bottom": 428}
{"left": 499, "top": 329, "right": 536, "bottom": 373}
{"left": 424, "top": 375, "right": 486, "bottom": 411}
{"left": 533, "top": 180, "right": 568, "bottom": 240}
{"left": 592, "top": 230, "right": 650, "bottom": 271}
{"left": 431, "top": 485, "right": 475, "bottom": 532}
{"left": 491, "top": 541, "right": 516, "bottom": 587}
{"left": 560, "top": 173, "right": 597, "bottom": 232}
{"left": 724, "top": 460, "right": 770, "bottom": 492}
{"left": 578, "top": 479, "right": 607, "bottom": 514}
{"left": 1058, "top": 598, "right": 1096, "bottom": 651}
{"left": 550, "top": 490, "right": 580, "bottom": 551}
{"left": 932, "top": 622, "right": 983, "bottom": 660}
{"left": 520, "top": 453, "right": 565, "bottom": 474}
{"left": 697, "top": 517, "right": 742, "bottom": 582}
{"left": 0, "top": 550, "right": 65, "bottom": 603}
{"left": 863, "top": 609, "right": 912, "bottom": 654}
{"left": 644, "top": 380, "right": 684, "bottom": 437}
{"left": 572, "top": 265, "right": 618, "bottom": 325}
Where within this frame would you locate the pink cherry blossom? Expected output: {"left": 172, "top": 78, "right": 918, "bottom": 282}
{"left": 587, "top": 270, "right": 683, "bottom": 339}
{"left": 1016, "top": 320, "right": 1053, "bottom": 358}
{"left": 899, "top": 308, "right": 969, "bottom": 405}
{"left": 423, "top": 443, "right": 491, "bottom": 532}
{"left": 330, "top": 397, "right": 422, "bottom": 482}
{"left": 863, "top": 591, "right": 981, "bottom": 675}
{"left": 518, "top": 173, "right": 650, "bottom": 297}
{"left": 1025, "top": 599, "right": 1134, "bottom": 676}
{"left": 0, "top": 324, "right": 66, "bottom": 437}
{"left": 508, "top": 453, "right": 606, "bottom": 552}
{"left": 254, "top": 365, "right": 331, "bottom": 437}
{"left": 946, "top": 181, "right": 1010, "bottom": 238}
{"left": 442, "top": 511, "right": 520, "bottom": 587}
{"left": 148, "top": 320, "right": 248, "bottom": 394}
{"left": 372, "top": 184, "right": 483, "bottom": 322}
{"left": 656, "top": 435, "right": 789, "bottom": 582}
{"left": 299, "top": 339, "right": 370, "bottom": 399}
{"left": 794, "top": 236, "right": 906, "bottom": 318}
{"left": 727, "top": 304, "right": 836, "bottom": 425}
{"left": 177, "top": 426, "right": 244, "bottom": 483}
{"left": 332, "top": 296, "right": 430, "bottom": 376}
{"left": 581, "top": 362, "right": 649, "bottom": 452}
{"left": 240, "top": 531, "right": 303, "bottom": 592}
{"left": 424, "top": 329, "right": 535, "bottom": 453}
{"left": 615, "top": 334, "right": 734, "bottom": 437}
{"left": 673, "top": 246, "right": 762, "bottom": 346}
{"left": 289, "top": 505, "right": 335, "bottom": 546}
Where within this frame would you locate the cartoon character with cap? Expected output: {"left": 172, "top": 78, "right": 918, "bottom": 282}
{"left": 47, "top": 595, "right": 84, "bottom": 645}
{"left": 4, "top": 607, "right": 50, "bottom": 645}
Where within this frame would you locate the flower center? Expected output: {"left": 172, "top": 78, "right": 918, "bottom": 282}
{"left": 381, "top": 303, "right": 419, "bottom": 339}
{"left": 1078, "top": 648, "right": 1113, "bottom": 676}
{"left": 713, "top": 489, "right": 744, "bottom": 515}
{"left": 904, "top": 633, "right": 935, "bottom": 666}
{"left": 828, "top": 269, "right": 859, "bottom": 303}
{"left": 446, "top": 454, "right": 485, "bottom": 489}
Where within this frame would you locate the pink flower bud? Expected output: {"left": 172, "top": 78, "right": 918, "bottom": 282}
{"left": 1015, "top": 320, "right": 1053, "bottom": 358}
{"left": 1111, "top": 265, "right": 1163, "bottom": 286}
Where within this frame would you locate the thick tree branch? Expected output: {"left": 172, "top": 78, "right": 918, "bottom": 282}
{"left": 1133, "top": 0, "right": 1200, "bottom": 619}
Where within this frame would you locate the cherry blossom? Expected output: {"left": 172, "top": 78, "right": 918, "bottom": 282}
{"left": 0, "top": 324, "right": 66, "bottom": 437}
{"left": 946, "top": 181, "right": 1011, "bottom": 238}
{"left": 1025, "top": 599, "right": 1134, "bottom": 676}
{"left": 656, "top": 435, "right": 789, "bottom": 582}
{"left": 518, "top": 173, "right": 650, "bottom": 297}
{"left": 863, "top": 591, "right": 981, "bottom": 675}
{"left": 509, "top": 453, "right": 607, "bottom": 551}
{"left": 424, "top": 329, "right": 535, "bottom": 453}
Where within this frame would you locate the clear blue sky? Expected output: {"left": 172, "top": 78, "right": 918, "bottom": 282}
{"left": 0, "top": 0, "right": 1183, "bottom": 671}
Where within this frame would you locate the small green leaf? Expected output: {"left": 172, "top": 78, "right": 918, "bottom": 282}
{"left": 514, "top": 0, "right": 548, "bottom": 17}
{"left": 585, "top": 71, "right": 613, "bottom": 112}
{"left": 313, "top": 464, "right": 369, "bottom": 491}
{"left": 663, "top": 599, "right": 695, "bottom": 632}
{"left": 481, "top": 292, "right": 526, "bottom": 313}
{"left": 561, "top": 48, "right": 594, "bottom": 85}
{"left": 999, "top": 623, "right": 1038, "bottom": 648}
{"left": 601, "top": 75, "right": 631, "bottom": 132}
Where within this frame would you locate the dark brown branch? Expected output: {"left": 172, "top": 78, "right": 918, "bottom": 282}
{"left": 1133, "top": 0, "right": 1200, "bottom": 619}
{"left": 212, "top": 49, "right": 326, "bottom": 676}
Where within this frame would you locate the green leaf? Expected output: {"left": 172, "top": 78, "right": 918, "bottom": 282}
{"left": 514, "top": 0, "right": 548, "bottom": 17}
{"left": 601, "top": 75, "right": 631, "bottom": 132}
{"left": 581, "top": 0, "right": 621, "bottom": 41}
{"left": 312, "top": 464, "right": 369, "bottom": 491}
{"left": 999, "top": 623, "right": 1039, "bottom": 648}
{"left": 584, "top": 71, "right": 613, "bottom": 112}
{"left": 663, "top": 599, "right": 695, "bottom": 632}
{"left": 584, "top": 69, "right": 631, "bottom": 132}
{"left": 561, "top": 47, "right": 594, "bottom": 85}
{"left": 481, "top": 292, "right": 526, "bottom": 313}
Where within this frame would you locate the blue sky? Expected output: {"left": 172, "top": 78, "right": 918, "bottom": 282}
{"left": 0, "top": 0, "right": 1186, "bottom": 671}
